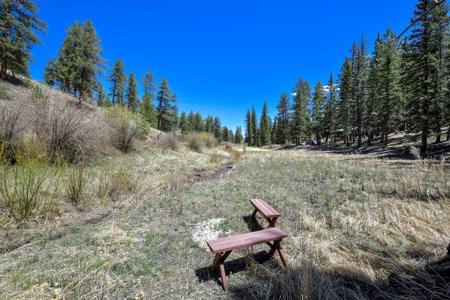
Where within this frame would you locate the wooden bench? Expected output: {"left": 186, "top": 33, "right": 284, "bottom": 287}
{"left": 207, "top": 227, "right": 288, "bottom": 290}
{"left": 250, "top": 198, "right": 280, "bottom": 227}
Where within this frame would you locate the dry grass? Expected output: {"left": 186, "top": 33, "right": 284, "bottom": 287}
{"left": 0, "top": 149, "right": 448, "bottom": 299}
{"left": 186, "top": 132, "right": 217, "bottom": 152}
{"left": 0, "top": 82, "right": 448, "bottom": 299}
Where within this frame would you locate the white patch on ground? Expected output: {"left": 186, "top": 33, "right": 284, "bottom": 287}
{"left": 192, "top": 218, "right": 227, "bottom": 250}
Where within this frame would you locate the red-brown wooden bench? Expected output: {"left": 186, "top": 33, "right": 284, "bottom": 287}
{"left": 207, "top": 227, "right": 288, "bottom": 290}
{"left": 250, "top": 198, "right": 280, "bottom": 227}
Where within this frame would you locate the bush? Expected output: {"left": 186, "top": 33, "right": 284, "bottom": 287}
{"left": 187, "top": 134, "right": 203, "bottom": 152}
{"left": 105, "top": 107, "right": 149, "bottom": 153}
{"left": 0, "top": 104, "right": 24, "bottom": 163}
{"left": 186, "top": 132, "right": 217, "bottom": 152}
{"left": 97, "top": 167, "right": 136, "bottom": 202}
{"left": 65, "top": 165, "right": 88, "bottom": 207}
{"left": 0, "top": 159, "right": 54, "bottom": 223}
{"left": 32, "top": 93, "right": 97, "bottom": 163}
{"left": 224, "top": 146, "right": 241, "bottom": 161}
{"left": 153, "top": 132, "right": 179, "bottom": 151}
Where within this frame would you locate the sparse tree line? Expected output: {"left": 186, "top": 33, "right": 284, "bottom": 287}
{"left": 0, "top": 0, "right": 243, "bottom": 144}
{"left": 245, "top": 0, "right": 450, "bottom": 157}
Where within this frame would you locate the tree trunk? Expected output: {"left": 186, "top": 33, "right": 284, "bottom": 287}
{"left": 367, "top": 131, "right": 374, "bottom": 146}
{"left": 421, "top": 130, "right": 428, "bottom": 159}
{"left": 436, "top": 133, "right": 441, "bottom": 144}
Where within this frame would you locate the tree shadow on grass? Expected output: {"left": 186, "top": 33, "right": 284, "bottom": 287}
{"left": 227, "top": 252, "right": 450, "bottom": 300}
{"left": 242, "top": 215, "right": 263, "bottom": 232}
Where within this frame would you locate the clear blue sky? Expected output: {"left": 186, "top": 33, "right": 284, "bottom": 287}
{"left": 30, "top": 0, "right": 417, "bottom": 130}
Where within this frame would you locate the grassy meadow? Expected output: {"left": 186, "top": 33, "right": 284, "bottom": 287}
{"left": 0, "top": 146, "right": 448, "bottom": 299}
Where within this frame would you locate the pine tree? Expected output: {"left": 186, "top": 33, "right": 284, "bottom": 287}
{"left": 259, "top": 101, "right": 270, "bottom": 145}
{"left": 44, "top": 21, "right": 102, "bottom": 102}
{"left": 179, "top": 111, "right": 188, "bottom": 134}
{"left": 251, "top": 107, "right": 258, "bottom": 146}
{"left": 96, "top": 82, "right": 105, "bottom": 107}
{"left": 192, "top": 112, "right": 205, "bottom": 131}
{"left": 126, "top": 72, "right": 138, "bottom": 111}
{"left": 156, "top": 78, "right": 177, "bottom": 131}
{"left": 213, "top": 117, "right": 221, "bottom": 140}
{"left": 339, "top": 58, "right": 353, "bottom": 146}
{"left": 311, "top": 81, "right": 325, "bottom": 145}
{"left": 271, "top": 117, "right": 278, "bottom": 144}
{"left": 245, "top": 110, "right": 254, "bottom": 146}
{"left": 323, "top": 74, "right": 338, "bottom": 145}
{"left": 291, "top": 78, "right": 310, "bottom": 145}
{"left": 229, "top": 128, "right": 234, "bottom": 142}
{"left": 351, "top": 36, "right": 369, "bottom": 147}
{"left": 366, "top": 34, "right": 384, "bottom": 145}
{"left": 141, "top": 71, "right": 156, "bottom": 126}
{"left": 235, "top": 126, "right": 243, "bottom": 144}
{"left": 276, "top": 93, "right": 290, "bottom": 145}
{"left": 204, "top": 116, "right": 214, "bottom": 133}
{"left": 430, "top": 1, "right": 449, "bottom": 143}
{"left": 222, "top": 126, "right": 229, "bottom": 141}
{"left": 104, "top": 96, "right": 112, "bottom": 108}
{"left": 109, "top": 59, "right": 126, "bottom": 106}
{"left": 0, "top": 0, "right": 46, "bottom": 78}
{"left": 378, "top": 29, "right": 403, "bottom": 148}
{"left": 408, "top": 0, "right": 447, "bottom": 157}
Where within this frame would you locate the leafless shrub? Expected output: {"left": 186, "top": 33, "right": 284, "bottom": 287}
{"left": 65, "top": 164, "right": 88, "bottom": 207}
{"left": 187, "top": 134, "right": 203, "bottom": 152}
{"left": 0, "top": 103, "right": 24, "bottom": 163}
{"left": 186, "top": 132, "right": 217, "bottom": 152}
{"left": 0, "top": 159, "right": 55, "bottom": 223}
{"left": 31, "top": 92, "right": 97, "bottom": 163}
{"left": 105, "top": 107, "right": 149, "bottom": 153}
{"left": 153, "top": 132, "right": 179, "bottom": 151}
{"left": 97, "top": 167, "right": 136, "bottom": 202}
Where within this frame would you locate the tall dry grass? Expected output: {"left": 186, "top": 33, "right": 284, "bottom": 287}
{"left": 186, "top": 132, "right": 217, "bottom": 152}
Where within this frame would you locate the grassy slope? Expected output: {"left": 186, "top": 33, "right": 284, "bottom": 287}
{"left": 0, "top": 148, "right": 448, "bottom": 299}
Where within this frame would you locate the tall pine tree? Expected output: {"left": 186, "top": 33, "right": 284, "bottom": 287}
{"left": 156, "top": 78, "right": 177, "bottom": 131}
{"left": 126, "top": 72, "right": 138, "bottom": 111}
{"left": 259, "top": 101, "right": 270, "bottom": 145}
{"left": 141, "top": 71, "right": 156, "bottom": 126}
{"left": 276, "top": 93, "right": 290, "bottom": 145}
{"left": 109, "top": 59, "right": 126, "bottom": 106}
{"left": 339, "top": 58, "right": 353, "bottom": 146}
{"left": 245, "top": 110, "right": 254, "bottom": 146}
{"left": 291, "top": 78, "right": 310, "bottom": 145}
{"left": 311, "top": 81, "right": 325, "bottom": 145}
{"left": 45, "top": 21, "right": 102, "bottom": 102}
{"left": 0, "top": 0, "right": 46, "bottom": 78}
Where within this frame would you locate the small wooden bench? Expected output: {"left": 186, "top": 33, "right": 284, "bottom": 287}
{"left": 207, "top": 227, "right": 288, "bottom": 290}
{"left": 250, "top": 198, "right": 280, "bottom": 227}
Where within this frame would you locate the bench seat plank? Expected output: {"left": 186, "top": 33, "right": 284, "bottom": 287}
{"left": 250, "top": 198, "right": 280, "bottom": 218}
{"left": 207, "top": 228, "right": 287, "bottom": 254}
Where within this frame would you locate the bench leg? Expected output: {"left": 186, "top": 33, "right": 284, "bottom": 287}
{"left": 251, "top": 208, "right": 257, "bottom": 219}
{"left": 277, "top": 248, "right": 288, "bottom": 267}
{"left": 211, "top": 251, "right": 232, "bottom": 291}
{"left": 211, "top": 254, "right": 221, "bottom": 272}
{"left": 219, "top": 263, "right": 228, "bottom": 291}
{"left": 268, "top": 216, "right": 278, "bottom": 227}
{"left": 267, "top": 240, "right": 288, "bottom": 267}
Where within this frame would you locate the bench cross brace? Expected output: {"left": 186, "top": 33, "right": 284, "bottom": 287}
{"left": 210, "top": 240, "right": 288, "bottom": 291}
{"left": 252, "top": 208, "right": 278, "bottom": 227}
